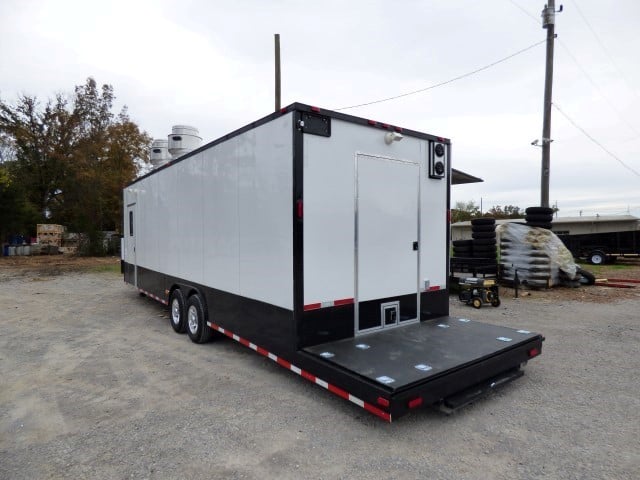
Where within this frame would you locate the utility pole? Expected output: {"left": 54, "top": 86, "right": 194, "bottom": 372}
{"left": 540, "top": 1, "right": 560, "bottom": 208}
{"left": 274, "top": 34, "right": 281, "bottom": 111}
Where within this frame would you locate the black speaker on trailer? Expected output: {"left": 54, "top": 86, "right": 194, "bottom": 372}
{"left": 429, "top": 141, "right": 447, "bottom": 179}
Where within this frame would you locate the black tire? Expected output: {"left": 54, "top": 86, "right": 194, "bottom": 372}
{"left": 491, "top": 298, "right": 501, "bottom": 307}
{"left": 561, "top": 279, "right": 581, "bottom": 288}
{"left": 472, "top": 297, "right": 482, "bottom": 309}
{"left": 452, "top": 239, "right": 473, "bottom": 247}
{"left": 473, "top": 250, "right": 497, "bottom": 256}
{"left": 473, "top": 245, "right": 497, "bottom": 252}
{"left": 473, "top": 238, "right": 497, "bottom": 246}
{"left": 577, "top": 267, "right": 596, "bottom": 285}
{"left": 525, "top": 214, "right": 554, "bottom": 223}
{"left": 169, "top": 289, "right": 187, "bottom": 333}
{"left": 528, "top": 258, "right": 550, "bottom": 265}
{"left": 186, "top": 294, "right": 214, "bottom": 344}
{"left": 528, "top": 268, "right": 551, "bottom": 275}
{"left": 525, "top": 207, "right": 554, "bottom": 215}
{"left": 472, "top": 231, "right": 496, "bottom": 240}
{"left": 524, "top": 279, "right": 550, "bottom": 289}
{"left": 526, "top": 222, "right": 553, "bottom": 230}
{"left": 471, "top": 218, "right": 495, "bottom": 226}
{"left": 588, "top": 250, "right": 606, "bottom": 265}
{"left": 471, "top": 224, "right": 496, "bottom": 232}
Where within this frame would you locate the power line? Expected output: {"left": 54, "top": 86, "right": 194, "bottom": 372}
{"left": 570, "top": 0, "right": 640, "bottom": 105}
{"left": 552, "top": 102, "right": 640, "bottom": 178}
{"left": 335, "top": 39, "right": 547, "bottom": 111}
{"left": 557, "top": 41, "right": 640, "bottom": 140}
{"left": 508, "top": 0, "right": 539, "bottom": 23}
{"left": 507, "top": 0, "right": 640, "bottom": 140}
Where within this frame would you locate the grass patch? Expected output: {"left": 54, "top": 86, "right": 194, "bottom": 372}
{"left": 577, "top": 262, "right": 635, "bottom": 276}
{"left": 89, "top": 263, "right": 121, "bottom": 274}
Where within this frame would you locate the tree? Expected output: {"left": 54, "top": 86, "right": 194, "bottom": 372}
{"left": 486, "top": 205, "right": 524, "bottom": 219}
{"left": 451, "top": 200, "right": 481, "bottom": 223}
{"left": 451, "top": 200, "right": 528, "bottom": 223}
{"left": 0, "top": 78, "right": 151, "bottom": 251}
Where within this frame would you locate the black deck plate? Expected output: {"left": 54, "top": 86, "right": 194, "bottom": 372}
{"left": 303, "top": 317, "right": 540, "bottom": 392}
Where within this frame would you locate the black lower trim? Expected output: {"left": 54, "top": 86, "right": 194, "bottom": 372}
{"left": 126, "top": 263, "right": 296, "bottom": 356}
{"left": 299, "top": 304, "right": 354, "bottom": 349}
{"left": 359, "top": 293, "right": 417, "bottom": 331}
{"left": 420, "top": 289, "right": 448, "bottom": 320}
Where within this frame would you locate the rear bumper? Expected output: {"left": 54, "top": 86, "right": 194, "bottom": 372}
{"left": 386, "top": 335, "right": 542, "bottom": 419}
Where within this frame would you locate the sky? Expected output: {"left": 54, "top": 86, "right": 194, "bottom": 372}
{"left": 1, "top": 0, "right": 639, "bottom": 218}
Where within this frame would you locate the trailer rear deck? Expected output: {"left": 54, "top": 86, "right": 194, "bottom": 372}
{"left": 304, "top": 317, "right": 541, "bottom": 404}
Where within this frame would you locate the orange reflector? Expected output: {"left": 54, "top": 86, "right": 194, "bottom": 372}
{"left": 528, "top": 347, "right": 540, "bottom": 358}
{"left": 407, "top": 397, "right": 423, "bottom": 409}
{"left": 377, "top": 397, "right": 390, "bottom": 407}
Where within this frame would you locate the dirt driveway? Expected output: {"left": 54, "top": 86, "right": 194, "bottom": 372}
{"left": 1, "top": 257, "right": 639, "bottom": 479}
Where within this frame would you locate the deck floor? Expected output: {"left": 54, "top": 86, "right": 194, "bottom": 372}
{"left": 304, "top": 317, "right": 540, "bottom": 392}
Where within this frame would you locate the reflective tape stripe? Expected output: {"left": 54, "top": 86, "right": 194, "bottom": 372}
{"left": 304, "top": 297, "right": 354, "bottom": 311}
{"left": 205, "top": 322, "right": 391, "bottom": 422}
{"left": 138, "top": 288, "right": 168, "bottom": 305}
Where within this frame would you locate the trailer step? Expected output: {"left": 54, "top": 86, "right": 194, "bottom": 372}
{"left": 438, "top": 368, "right": 524, "bottom": 414}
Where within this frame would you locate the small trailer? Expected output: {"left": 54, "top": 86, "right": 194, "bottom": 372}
{"left": 123, "top": 103, "right": 542, "bottom": 421}
{"left": 557, "top": 230, "right": 640, "bottom": 265}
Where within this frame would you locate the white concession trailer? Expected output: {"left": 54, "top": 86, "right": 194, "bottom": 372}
{"left": 123, "top": 103, "right": 543, "bottom": 421}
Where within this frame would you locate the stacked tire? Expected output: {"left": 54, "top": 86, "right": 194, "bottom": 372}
{"left": 452, "top": 239, "right": 473, "bottom": 258}
{"left": 471, "top": 217, "right": 497, "bottom": 260}
{"left": 525, "top": 206, "right": 554, "bottom": 230}
{"left": 499, "top": 229, "right": 552, "bottom": 289}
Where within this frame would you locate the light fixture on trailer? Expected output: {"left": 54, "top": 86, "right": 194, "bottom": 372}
{"left": 384, "top": 131, "right": 404, "bottom": 144}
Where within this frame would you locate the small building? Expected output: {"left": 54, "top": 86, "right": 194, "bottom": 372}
{"left": 451, "top": 215, "right": 640, "bottom": 241}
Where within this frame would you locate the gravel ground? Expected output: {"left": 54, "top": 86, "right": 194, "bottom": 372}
{"left": 1, "top": 260, "right": 639, "bottom": 479}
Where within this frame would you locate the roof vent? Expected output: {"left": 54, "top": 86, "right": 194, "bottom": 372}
{"left": 168, "top": 125, "right": 202, "bottom": 159}
{"left": 150, "top": 139, "right": 170, "bottom": 168}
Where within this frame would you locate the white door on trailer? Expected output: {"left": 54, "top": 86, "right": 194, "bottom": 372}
{"left": 356, "top": 154, "right": 419, "bottom": 333}
{"left": 126, "top": 203, "right": 137, "bottom": 287}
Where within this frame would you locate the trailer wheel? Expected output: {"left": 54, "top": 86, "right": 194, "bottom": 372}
{"left": 169, "top": 289, "right": 187, "bottom": 333}
{"left": 588, "top": 250, "right": 606, "bottom": 265}
{"left": 472, "top": 297, "right": 482, "bottom": 309}
{"left": 491, "top": 298, "right": 501, "bottom": 307}
{"left": 186, "top": 294, "right": 213, "bottom": 344}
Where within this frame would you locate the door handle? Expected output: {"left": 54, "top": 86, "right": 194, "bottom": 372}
{"left": 413, "top": 241, "right": 419, "bottom": 251}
